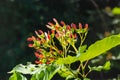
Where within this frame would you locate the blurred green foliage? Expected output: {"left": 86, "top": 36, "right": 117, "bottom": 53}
{"left": 112, "top": 7, "right": 120, "bottom": 15}
{"left": 0, "top": 0, "right": 120, "bottom": 80}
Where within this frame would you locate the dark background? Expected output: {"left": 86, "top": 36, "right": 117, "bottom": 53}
{"left": 0, "top": 0, "right": 120, "bottom": 80}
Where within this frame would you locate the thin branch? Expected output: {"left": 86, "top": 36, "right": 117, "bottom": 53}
{"left": 90, "top": 0, "right": 109, "bottom": 31}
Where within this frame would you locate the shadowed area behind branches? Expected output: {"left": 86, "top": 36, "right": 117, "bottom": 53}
{"left": 0, "top": 0, "right": 120, "bottom": 80}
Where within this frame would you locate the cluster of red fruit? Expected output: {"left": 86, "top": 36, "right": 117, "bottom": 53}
{"left": 27, "top": 18, "right": 88, "bottom": 64}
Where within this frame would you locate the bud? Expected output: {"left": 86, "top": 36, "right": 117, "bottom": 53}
{"left": 46, "top": 25, "right": 52, "bottom": 29}
{"left": 70, "top": 33, "right": 73, "bottom": 38}
{"left": 32, "top": 36, "right": 36, "bottom": 40}
{"left": 48, "top": 58, "right": 55, "bottom": 61}
{"left": 53, "top": 18, "right": 60, "bottom": 26}
{"left": 27, "top": 37, "right": 33, "bottom": 41}
{"left": 28, "top": 44, "right": 33, "bottom": 47}
{"left": 51, "top": 30, "right": 55, "bottom": 34}
{"left": 59, "top": 50, "right": 63, "bottom": 54}
{"left": 48, "top": 22, "right": 54, "bottom": 26}
{"left": 84, "top": 24, "right": 88, "bottom": 29}
{"left": 39, "top": 54, "right": 44, "bottom": 58}
{"left": 53, "top": 18, "right": 58, "bottom": 24}
{"left": 36, "top": 49, "right": 43, "bottom": 53}
{"left": 79, "top": 23, "right": 82, "bottom": 29}
{"left": 67, "top": 25, "right": 71, "bottom": 30}
{"left": 35, "top": 60, "right": 42, "bottom": 64}
{"left": 47, "top": 31, "right": 51, "bottom": 40}
{"left": 74, "top": 33, "right": 77, "bottom": 38}
{"left": 38, "top": 30, "right": 43, "bottom": 34}
{"left": 46, "top": 61, "right": 50, "bottom": 64}
{"left": 34, "top": 52, "right": 40, "bottom": 58}
{"left": 44, "top": 32, "right": 50, "bottom": 41}
{"left": 34, "top": 52, "right": 44, "bottom": 58}
{"left": 71, "top": 23, "right": 76, "bottom": 30}
{"left": 55, "top": 26, "right": 59, "bottom": 31}
{"left": 55, "top": 33, "right": 59, "bottom": 38}
{"left": 35, "top": 31, "right": 39, "bottom": 37}
{"left": 37, "top": 38, "right": 40, "bottom": 41}
{"left": 60, "top": 21, "right": 66, "bottom": 26}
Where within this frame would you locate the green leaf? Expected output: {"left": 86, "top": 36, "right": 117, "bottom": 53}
{"left": 103, "top": 61, "right": 111, "bottom": 70}
{"left": 56, "top": 34, "right": 120, "bottom": 65}
{"left": 79, "top": 45, "right": 87, "bottom": 53}
{"left": 90, "top": 61, "right": 111, "bottom": 71}
{"left": 56, "top": 55, "right": 77, "bottom": 64}
{"left": 90, "top": 66, "right": 103, "bottom": 71}
{"left": 66, "top": 75, "right": 74, "bottom": 80}
{"left": 31, "top": 71, "right": 44, "bottom": 80}
{"left": 9, "top": 62, "right": 39, "bottom": 74}
{"left": 77, "top": 45, "right": 87, "bottom": 57}
{"left": 58, "top": 66, "right": 74, "bottom": 78}
{"left": 9, "top": 72, "right": 27, "bottom": 80}
{"left": 9, "top": 72, "right": 17, "bottom": 80}
{"left": 74, "top": 78, "right": 81, "bottom": 80}
{"left": 46, "top": 64, "right": 61, "bottom": 80}
{"left": 30, "top": 64, "right": 60, "bottom": 80}
{"left": 39, "top": 71, "right": 45, "bottom": 80}
{"left": 83, "top": 78, "right": 90, "bottom": 80}
{"left": 9, "top": 63, "right": 60, "bottom": 80}
{"left": 79, "top": 34, "right": 120, "bottom": 62}
{"left": 30, "top": 74, "right": 36, "bottom": 80}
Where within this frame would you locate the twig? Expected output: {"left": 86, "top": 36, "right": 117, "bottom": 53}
{"left": 90, "top": 0, "right": 109, "bottom": 31}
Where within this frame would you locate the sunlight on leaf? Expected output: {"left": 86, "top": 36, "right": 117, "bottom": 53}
{"left": 112, "top": 7, "right": 120, "bottom": 15}
{"left": 79, "top": 34, "right": 120, "bottom": 62}
{"left": 103, "top": 61, "right": 111, "bottom": 70}
{"left": 89, "top": 61, "right": 111, "bottom": 71}
{"left": 56, "top": 55, "right": 77, "bottom": 64}
{"left": 9, "top": 72, "right": 27, "bottom": 80}
{"left": 58, "top": 66, "right": 75, "bottom": 79}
